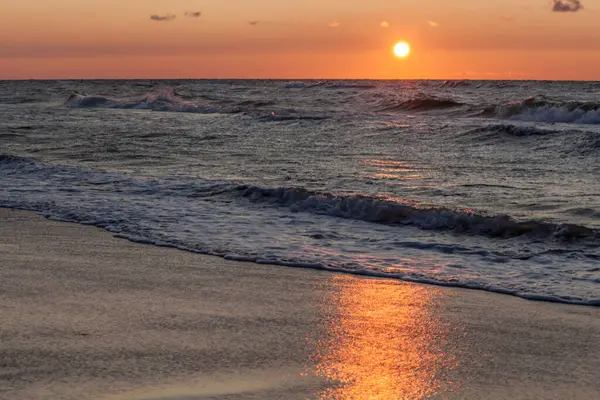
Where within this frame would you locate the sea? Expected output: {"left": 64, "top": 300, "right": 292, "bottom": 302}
{"left": 1, "top": 80, "right": 599, "bottom": 305}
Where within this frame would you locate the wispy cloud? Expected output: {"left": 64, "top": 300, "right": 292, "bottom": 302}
{"left": 552, "top": 0, "right": 583, "bottom": 12}
{"left": 328, "top": 21, "right": 341, "bottom": 28}
{"left": 380, "top": 21, "right": 390, "bottom": 28}
{"left": 249, "top": 21, "right": 259, "bottom": 26}
{"left": 150, "top": 14, "right": 176, "bottom": 22}
{"left": 427, "top": 20, "right": 439, "bottom": 27}
{"left": 184, "top": 11, "right": 201, "bottom": 18}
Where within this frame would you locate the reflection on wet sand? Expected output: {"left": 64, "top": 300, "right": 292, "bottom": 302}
{"left": 314, "top": 275, "right": 458, "bottom": 399}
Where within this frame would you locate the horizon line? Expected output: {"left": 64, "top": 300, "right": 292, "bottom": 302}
{"left": 1, "top": 77, "right": 599, "bottom": 82}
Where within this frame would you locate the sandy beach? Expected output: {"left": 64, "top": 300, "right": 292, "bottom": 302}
{"left": 1, "top": 208, "right": 599, "bottom": 400}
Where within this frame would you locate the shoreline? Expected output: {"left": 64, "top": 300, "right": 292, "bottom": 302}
{"left": 4, "top": 206, "right": 598, "bottom": 307}
{"left": 1, "top": 208, "right": 599, "bottom": 399}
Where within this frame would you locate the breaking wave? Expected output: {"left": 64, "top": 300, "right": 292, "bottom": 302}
{"left": 234, "top": 184, "right": 598, "bottom": 241}
{"left": 66, "top": 89, "right": 221, "bottom": 114}
{"left": 3, "top": 153, "right": 600, "bottom": 306}
{"left": 2, "top": 153, "right": 596, "bottom": 242}
{"left": 65, "top": 89, "right": 328, "bottom": 120}
{"left": 376, "top": 94, "right": 600, "bottom": 125}
{"left": 484, "top": 97, "right": 600, "bottom": 124}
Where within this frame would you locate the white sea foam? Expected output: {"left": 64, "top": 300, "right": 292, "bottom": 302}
{"left": 487, "top": 97, "right": 600, "bottom": 124}
{"left": 508, "top": 106, "right": 600, "bottom": 124}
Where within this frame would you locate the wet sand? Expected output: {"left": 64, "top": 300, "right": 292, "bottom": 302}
{"left": 1, "top": 208, "right": 599, "bottom": 400}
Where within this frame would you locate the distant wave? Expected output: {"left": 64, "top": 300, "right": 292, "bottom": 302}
{"left": 66, "top": 89, "right": 329, "bottom": 120}
{"left": 483, "top": 97, "right": 600, "bottom": 124}
{"left": 378, "top": 97, "right": 464, "bottom": 112}
{"left": 279, "top": 81, "right": 377, "bottom": 90}
{"left": 66, "top": 89, "right": 221, "bottom": 114}
{"left": 466, "top": 124, "right": 561, "bottom": 137}
{"left": 233, "top": 184, "right": 598, "bottom": 241}
{"left": 376, "top": 94, "right": 600, "bottom": 125}
{"left": 438, "top": 80, "right": 472, "bottom": 89}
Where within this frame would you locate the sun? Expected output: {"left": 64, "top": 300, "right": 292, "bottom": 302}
{"left": 393, "top": 42, "right": 411, "bottom": 58}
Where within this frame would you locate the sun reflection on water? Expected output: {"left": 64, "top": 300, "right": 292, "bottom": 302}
{"left": 313, "top": 275, "right": 458, "bottom": 399}
{"left": 362, "top": 158, "right": 430, "bottom": 187}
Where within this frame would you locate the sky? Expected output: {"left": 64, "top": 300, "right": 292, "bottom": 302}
{"left": 1, "top": 0, "right": 599, "bottom": 79}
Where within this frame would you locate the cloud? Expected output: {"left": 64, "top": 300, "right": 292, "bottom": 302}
{"left": 150, "top": 14, "right": 176, "bottom": 22}
{"left": 184, "top": 11, "right": 201, "bottom": 18}
{"left": 328, "top": 21, "right": 341, "bottom": 28}
{"left": 552, "top": 0, "right": 583, "bottom": 12}
{"left": 427, "top": 20, "right": 439, "bottom": 27}
{"left": 249, "top": 21, "right": 259, "bottom": 26}
{"left": 380, "top": 21, "right": 390, "bottom": 28}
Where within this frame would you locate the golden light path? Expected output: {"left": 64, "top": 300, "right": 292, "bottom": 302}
{"left": 394, "top": 42, "right": 411, "bottom": 58}
{"left": 313, "top": 274, "right": 459, "bottom": 399}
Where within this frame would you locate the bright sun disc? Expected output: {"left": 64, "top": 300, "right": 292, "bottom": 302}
{"left": 393, "top": 42, "right": 410, "bottom": 57}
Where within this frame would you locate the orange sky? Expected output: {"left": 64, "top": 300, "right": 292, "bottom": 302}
{"left": 1, "top": 0, "right": 600, "bottom": 79}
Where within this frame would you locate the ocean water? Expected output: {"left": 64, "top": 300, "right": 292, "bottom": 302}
{"left": 1, "top": 79, "right": 599, "bottom": 305}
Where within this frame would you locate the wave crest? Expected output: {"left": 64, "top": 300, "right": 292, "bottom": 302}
{"left": 67, "top": 89, "right": 220, "bottom": 114}
{"left": 2, "top": 154, "right": 597, "bottom": 242}
{"left": 377, "top": 94, "right": 600, "bottom": 125}
{"left": 66, "top": 89, "right": 328, "bottom": 120}
{"left": 484, "top": 96, "right": 600, "bottom": 124}
{"left": 234, "top": 184, "right": 597, "bottom": 240}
